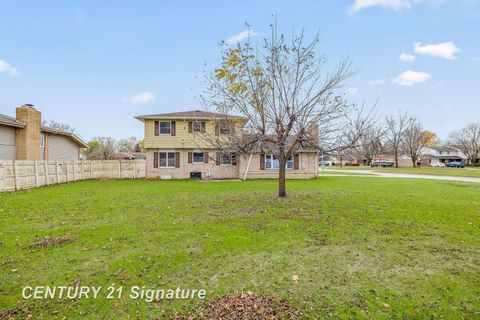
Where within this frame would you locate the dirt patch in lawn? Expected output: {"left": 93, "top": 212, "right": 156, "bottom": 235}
{"left": 29, "top": 235, "right": 76, "bottom": 248}
{"left": 173, "top": 292, "right": 301, "bottom": 320}
{"left": 0, "top": 305, "right": 32, "bottom": 320}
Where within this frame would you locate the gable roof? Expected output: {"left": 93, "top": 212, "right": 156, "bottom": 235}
{"left": 0, "top": 113, "right": 26, "bottom": 128}
{"left": 135, "top": 110, "right": 248, "bottom": 121}
{"left": 41, "top": 126, "right": 88, "bottom": 148}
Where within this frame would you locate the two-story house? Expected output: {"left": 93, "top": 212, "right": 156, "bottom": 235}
{"left": 421, "top": 146, "right": 467, "bottom": 165}
{"left": 135, "top": 110, "right": 319, "bottom": 179}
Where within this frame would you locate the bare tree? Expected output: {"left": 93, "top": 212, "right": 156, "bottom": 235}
{"left": 449, "top": 123, "right": 480, "bottom": 165}
{"left": 357, "top": 124, "right": 385, "bottom": 166}
{"left": 402, "top": 117, "right": 426, "bottom": 167}
{"left": 384, "top": 111, "right": 410, "bottom": 168}
{"left": 201, "top": 25, "right": 373, "bottom": 197}
{"left": 42, "top": 119, "right": 77, "bottom": 134}
{"left": 117, "top": 136, "right": 139, "bottom": 153}
{"left": 85, "top": 137, "right": 117, "bottom": 160}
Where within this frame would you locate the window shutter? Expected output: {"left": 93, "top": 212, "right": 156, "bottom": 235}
{"left": 204, "top": 152, "right": 209, "bottom": 163}
{"left": 153, "top": 152, "right": 158, "bottom": 168}
{"left": 175, "top": 152, "right": 180, "bottom": 168}
{"left": 188, "top": 122, "right": 193, "bottom": 133}
{"left": 232, "top": 154, "right": 237, "bottom": 166}
{"left": 171, "top": 121, "right": 176, "bottom": 136}
{"left": 154, "top": 121, "right": 159, "bottom": 136}
{"left": 188, "top": 152, "right": 192, "bottom": 163}
{"left": 215, "top": 123, "right": 219, "bottom": 136}
{"left": 260, "top": 154, "right": 265, "bottom": 170}
{"left": 294, "top": 154, "right": 299, "bottom": 170}
{"left": 216, "top": 152, "right": 220, "bottom": 165}
{"left": 201, "top": 122, "right": 206, "bottom": 133}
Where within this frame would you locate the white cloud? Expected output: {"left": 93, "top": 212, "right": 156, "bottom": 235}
{"left": 392, "top": 70, "right": 431, "bottom": 86}
{"left": 0, "top": 60, "right": 18, "bottom": 75}
{"left": 127, "top": 91, "right": 155, "bottom": 104}
{"left": 369, "top": 79, "right": 386, "bottom": 85}
{"left": 349, "top": 0, "right": 444, "bottom": 13}
{"left": 414, "top": 41, "right": 460, "bottom": 60}
{"left": 400, "top": 53, "right": 416, "bottom": 62}
{"left": 350, "top": 0, "right": 412, "bottom": 13}
{"left": 225, "top": 30, "right": 260, "bottom": 46}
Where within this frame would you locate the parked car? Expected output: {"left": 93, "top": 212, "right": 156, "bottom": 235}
{"left": 372, "top": 160, "right": 395, "bottom": 167}
{"left": 431, "top": 162, "right": 446, "bottom": 167}
{"left": 446, "top": 161, "right": 465, "bottom": 168}
{"left": 319, "top": 160, "right": 333, "bottom": 166}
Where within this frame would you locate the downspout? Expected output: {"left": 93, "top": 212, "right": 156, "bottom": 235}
{"left": 243, "top": 153, "right": 254, "bottom": 180}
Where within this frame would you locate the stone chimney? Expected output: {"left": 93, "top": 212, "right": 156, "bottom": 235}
{"left": 15, "top": 104, "right": 41, "bottom": 160}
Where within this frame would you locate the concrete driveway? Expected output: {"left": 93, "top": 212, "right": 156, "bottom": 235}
{"left": 321, "top": 168, "right": 480, "bottom": 184}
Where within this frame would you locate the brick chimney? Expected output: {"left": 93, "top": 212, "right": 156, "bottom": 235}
{"left": 15, "top": 104, "right": 41, "bottom": 160}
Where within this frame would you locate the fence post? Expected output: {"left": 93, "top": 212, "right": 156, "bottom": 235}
{"left": 34, "top": 161, "right": 39, "bottom": 188}
{"left": 0, "top": 162, "right": 5, "bottom": 192}
{"left": 55, "top": 161, "right": 60, "bottom": 184}
{"left": 81, "top": 161, "right": 85, "bottom": 180}
{"left": 13, "top": 160, "right": 19, "bottom": 191}
{"left": 73, "top": 161, "right": 76, "bottom": 181}
{"left": 66, "top": 162, "right": 70, "bottom": 182}
{"left": 133, "top": 160, "right": 136, "bottom": 179}
{"left": 45, "top": 162, "right": 50, "bottom": 185}
{"left": 90, "top": 161, "right": 93, "bottom": 179}
{"left": 118, "top": 161, "right": 122, "bottom": 179}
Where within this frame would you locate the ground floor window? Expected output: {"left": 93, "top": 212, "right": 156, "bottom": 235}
{"left": 193, "top": 152, "right": 204, "bottom": 163}
{"left": 159, "top": 152, "right": 176, "bottom": 167}
{"left": 221, "top": 153, "right": 232, "bottom": 165}
{"left": 265, "top": 154, "right": 293, "bottom": 169}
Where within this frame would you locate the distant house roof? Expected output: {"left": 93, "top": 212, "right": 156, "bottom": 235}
{"left": 107, "top": 152, "right": 146, "bottom": 160}
{"left": 0, "top": 113, "right": 26, "bottom": 128}
{"left": 135, "top": 110, "right": 248, "bottom": 121}
{"left": 41, "top": 126, "right": 88, "bottom": 148}
{"left": 425, "top": 145, "right": 460, "bottom": 153}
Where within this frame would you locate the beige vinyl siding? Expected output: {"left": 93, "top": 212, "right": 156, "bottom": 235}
{"left": 47, "top": 134, "right": 79, "bottom": 160}
{"left": 0, "top": 124, "right": 17, "bottom": 160}
{"left": 143, "top": 119, "right": 244, "bottom": 149}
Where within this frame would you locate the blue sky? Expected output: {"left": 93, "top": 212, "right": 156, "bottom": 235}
{"left": 0, "top": 0, "right": 479, "bottom": 141}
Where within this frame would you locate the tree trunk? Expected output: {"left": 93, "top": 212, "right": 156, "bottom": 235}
{"left": 394, "top": 151, "right": 399, "bottom": 168}
{"left": 411, "top": 156, "right": 417, "bottom": 167}
{"left": 278, "top": 157, "right": 287, "bottom": 197}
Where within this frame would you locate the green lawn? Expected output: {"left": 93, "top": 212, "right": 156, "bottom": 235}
{"left": 1, "top": 178, "right": 479, "bottom": 319}
{"left": 330, "top": 166, "right": 480, "bottom": 178}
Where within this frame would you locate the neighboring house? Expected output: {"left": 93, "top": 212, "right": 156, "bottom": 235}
{"left": 421, "top": 146, "right": 467, "bottom": 166}
{"left": 0, "top": 104, "right": 87, "bottom": 160}
{"left": 135, "top": 110, "right": 319, "bottom": 179}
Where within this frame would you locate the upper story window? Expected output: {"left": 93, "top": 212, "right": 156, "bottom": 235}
{"left": 219, "top": 120, "right": 232, "bottom": 134}
{"left": 193, "top": 121, "right": 202, "bottom": 132}
{"left": 159, "top": 122, "right": 171, "bottom": 134}
{"left": 265, "top": 154, "right": 294, "bottom": 169}
{"left": 40, "top": 133, "right": 45, "bottom": 148}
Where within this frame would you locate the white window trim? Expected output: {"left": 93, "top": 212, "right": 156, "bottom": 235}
{"left": 265, "top": 154, "right": 294, "bottom": 170}
{"left": 158, "top": 150, "right": 176, "bottom": 168}
{"left": 40, "top": 133, "right": 45, "bottom": 148}
{"left": 159, "top": 121, "right": 172, "bottom": 135}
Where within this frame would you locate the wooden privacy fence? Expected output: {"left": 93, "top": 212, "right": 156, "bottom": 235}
{"left": 0, "top": 160, "right": 146, "bottom": 192}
